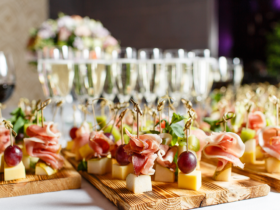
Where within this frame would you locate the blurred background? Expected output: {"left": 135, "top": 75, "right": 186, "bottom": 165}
{"left": 0, "top": 0, "right": 280, "bottom": 106}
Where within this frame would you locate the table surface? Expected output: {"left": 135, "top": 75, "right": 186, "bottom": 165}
{"left": 1, "top": 107, "right": 279, "bottom": 210}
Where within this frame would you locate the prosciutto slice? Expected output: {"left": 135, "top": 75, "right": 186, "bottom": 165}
{"left": 0, "top": 126, "right": 10, "bottom": 154}
{"left": 190, "top": 128, "right": 209, "bottom": 161}
{"left": 131, "top": 153, "right": 157, "bottom": 176}
{"left": 258, "top": 126, "right": 280, "bottom": 160}
{"left": 156, "top": 145, "right": 177, "bottom": 171}
{"left": 204, "top": 132, "right": 245, "bottom": 171}
{"left": 124, "top": 129, "right": 162, "bottom": 155}
{"left": 24, "top": 122, "right": 64, "bottom": 170}
{"left": 88, "top": 131, "right": 114, "bottom": 158}
{"left": 124, "top": 129, "right": 162, "bottom": 176}
{"left": 71, "top": 122, "right": 90, "bottom": 154}
{"left": 248, "top": 111, "right": 266, "bottom": 132}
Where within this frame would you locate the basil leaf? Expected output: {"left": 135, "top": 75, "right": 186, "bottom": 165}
{"left": 13, "top": 116, "right": 25, "bottom": 134}
{"left": 170, "top": 123, "right": 185, "bottom": 138}
{"left": 171, "top": 133, "right": 178, "bottom": 146}
{"left": 148, "top": 130, "right": 160, "bottom": 134}
{"left": 77, "top": 160, "right": 87, "bottom": 171}
{"left": 170, "top": 113, "right": 185, "bottom": 124}
{"left": 10, "top": 107, "right": 20, "bottom": 115}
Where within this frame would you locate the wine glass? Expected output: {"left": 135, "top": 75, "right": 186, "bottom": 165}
{"left": 113, "top": 47, "right": 138, "bottom": 103}
{"left": 164, "top": 49, "right": 189, "bottom": 107}
{"left": 0, "top": 52, "right": 15, "bottom": 103}
{"left": 72, "top": 47, "right": 107, "bottom": 104}
{"left": 190, "top": 49, "right": 215, "bottom": 121}
{"left": 137, "top": 48, "right": 164, "bottom": 105}
{"left": 37, "top": 46, "right": 74, "bottom": 102}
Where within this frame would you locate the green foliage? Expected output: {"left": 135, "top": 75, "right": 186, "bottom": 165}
{"left": 267, "top": 23, "right": 280, "bottom": 75}
{"left": 203, "top": 117, "right": 230, "bottom": 132}
{"left": 77, "top": 160, "right": 87, "bottom": 171}
{"left": 9, "top": 108, "right": 29, "bottom": 134}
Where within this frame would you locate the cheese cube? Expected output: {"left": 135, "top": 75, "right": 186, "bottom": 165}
{"left": 112, "top": 163, "right": 134, "bottom": 180}
{"left": 35, "top": 162, "right": 57, "bottom": 175}
{"left": 240, "top": 139, "right": 256, "bottom": 164}
{"left": 154, "top": 164, "right": 175, "bottom": 182}
{"left": 266, "top": 157, "right": 280, "bottom": 173}
{"left": 196, "top": 161, "right": 200, "bottom": 170}
{"left": 213, "top": 162, "right": 232, "bottom": 181}
{"left": 0, "top": 153, "right": 4, "bottom": 173}
{"left": 4, "top": 161, "right": 26, "bottom": 181}
{"left": 126, "top": 173, "right": 152, "bottom": 193}
{"left": 178, "top": 171, "right": 201, "bottom": 191}
{"left": 79, "top": 143, "right": 94, "bottom": 159}
{"left": 87, "top": 157, "right": 112, "bottom": 175}
{"left": 256, "top": 145, "right": 264, "bottom": 160}
{"left": 75, "top": 150, "right": 83, "bottom": 161}
{"left": 66, "top": 141, "right": 74, "bottom": 151}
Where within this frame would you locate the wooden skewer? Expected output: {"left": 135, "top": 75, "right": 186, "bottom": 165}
{"left": 52, "top": 101, "right": 63, "bottom": 122}
{"left": 37, "top": 99, "right": 51, "bottom": 127}
{"left": 130, "top": 99, "right": 143, "bottom": 138}
{"left": 116, "top": 109, "right": 128, "bottom": 145}
{"left": 3, "top": 120, "right": 16, "bottom": 147}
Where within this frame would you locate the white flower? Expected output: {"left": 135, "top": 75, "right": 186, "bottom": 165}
{"left": 103, "top": 36, "right": 118, "bottom": 47}
{"left": 73, "top": 37, "right": 84, "bottom": 50}
{"left": 38, "top": 21, "right": 56, "bottom": 39}
{"left": 75, "top": 25, "right": 91, "bottom": 37}
{"left": 57, "top": 15, "right": 74, "bottom": 30}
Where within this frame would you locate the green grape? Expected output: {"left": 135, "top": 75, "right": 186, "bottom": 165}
{"left": 240, "top": 128, "right": 256, "bottom": 143}
{"left": 96, "top": 115, "right": 107, "bottom": 129}
{"left": 103, "top": 125, "right": 121, "bottom": 141}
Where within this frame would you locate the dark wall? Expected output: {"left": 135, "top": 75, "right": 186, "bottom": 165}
{"left": 49, "top": 0, "right": 218, "bottom": 54}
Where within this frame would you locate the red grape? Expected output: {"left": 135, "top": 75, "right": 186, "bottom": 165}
{"left": 15, "top": 133, "right": 24, "bottom": 141}
{"left": 116, "top": 144, "right": 130, "bottom": 165}
{"left": 178, "top": 151, "right": 197, "bottom": 174}
{"left": 104, "top": 132, "right": 115, "bottom": 142}
{"left": 4, "top": 145, "right": 23, "bottom": 167}
{"left": 69, "top": 127, "right": 78, "bottom": 139}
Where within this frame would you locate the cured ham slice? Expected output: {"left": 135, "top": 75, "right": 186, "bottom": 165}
{"left": 124, "top": 129, "right": 162, "bottom": 176}
{"left": 248, "top": 111, "right": 266, "bottom": 132}
{"left": 190, "top": 128, "right": 208, "bottom": 160}
{"left": 88, "top": 131, "right": 114, "bottom": 158}
{"left": 0, "top": 126, "right": 10, "bottom": 154}
{"left": 259, "top": 126, "right": 280, "bottom": 160}
{"left": 131, "top": 153, "right": 157, "bottom": 176}
{"left": 124, "top": 129, "right": 162, "bottom": 156}
{"left": 71, "top": 122, "right": 90, "bottom": 154}
{"left": 204, "top": 132, "right": 245, "bottom": 171}
{"left": 24, "top": 122, "right": 64, "bottom": 170}
{"left": 156, "top": 145, "right": 177, "bottom": 171}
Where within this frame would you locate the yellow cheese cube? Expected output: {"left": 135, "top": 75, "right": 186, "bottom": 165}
{"left": 87, "top": 157, "right": 112, "bottom": 175}
{"left": 79, "top": 143, "right": 93, "bottom": 159}
{"left": 35, "top": 162, "right": 57, "bottom": 175}
{"left": 112, "top": 158, "right": 117, "bottom": 164}
{"left": 266, "top": 157, "right": 280, "bottom": 173}
{"left": 75, "top": 150, "right": 83, "bottom": 161}
{"left": 0, "top": 153, "right": 4, "bottom": 173}
{"left": 256, "top": 145, "right": 264, "bottom": 160}
{"left": 240, "top": 152, "right": 255, "bottom": 164}
{"left": 213, "top": 162, "right": 232, "bottom": 181}
{"left": 22, "top": 155, "right": 30, "bottom": 170}
{"left": 4, "top": 161, "right": 26, "bottom": 181}
{"left": 22, "top": 142, "right": 28, "bottom": 156}
{"left": 112, "top": 163, "right": 134, "bottom": 180}
{"left": 126, "top": 173, "right": 152, "bottom": 193}
{"left": 154, "top": 164, "right": 175, "bottom": 182}
{"left": 66, "top": 141, "right": 74, "bottom": 151}
{"left": 178, "top": 170, "right": 201, "bottom": 191}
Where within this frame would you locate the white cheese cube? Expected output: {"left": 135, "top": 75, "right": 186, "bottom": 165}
{"left": 154, "top": 164, "right": 175, "bottom": 182}
{"left": 126, "top": 173, "right": 152, "bottom": 193}
{"left": 112, "top": 163, "right": 134, "bottom": 180}
{"left": 213, "top": 162, "right": 232, "bottom": 181}
{"left": 178, "top": 170, "right": 201, "bottom": 191}
{"left": 266, "top": 157, "right": 280, "bottom": 173}
{"left": 4, "top": 161, "right": 26, "bottom": 181}
{"left": 87, "top": 157, "right": 112, "bottom": 175}
{"left": 0, "top": 153, "right": 4, "bottom": 173}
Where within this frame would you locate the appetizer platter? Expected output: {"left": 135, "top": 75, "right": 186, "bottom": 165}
{"left": 0, "top": 99, "right": 81, "bottom": 198}
{"left": 199, "top": 84, "right": 280, "bottom": 192}
{"left": 62, "top": 95, "right": 269, "bottom": 210}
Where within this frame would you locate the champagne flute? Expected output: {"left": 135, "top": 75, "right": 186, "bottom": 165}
{"left": 0, "top": 52, "right": 15, "bottom": 103}
{"left": 113, "top": 47, "right": 138, "bottom": 103}
{"left": 137, "top": 48, "right": 164, "bottom": 105}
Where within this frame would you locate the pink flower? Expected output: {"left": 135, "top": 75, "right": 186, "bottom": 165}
{"left": 58, "top": 27, "right": 71, "bottom": 41}
{"left": 103, "top": 36, "right": 118, "bottom": 48}
{"left": 75, "top": 25, "right": 91, "bottom": 37}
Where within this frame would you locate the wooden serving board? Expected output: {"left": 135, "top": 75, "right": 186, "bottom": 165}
{"left": 201, "top": 157, "right": 280, "bottom": 192}
{"left": 62, "top": 150, "right": 269, "bottom": 210}
{"left": 0, "top": 159, "right": 81, "bottom": 198}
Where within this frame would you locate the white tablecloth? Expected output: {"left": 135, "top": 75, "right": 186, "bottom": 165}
{"left": 0, "top": 107, "right": 279, "bottom": 210}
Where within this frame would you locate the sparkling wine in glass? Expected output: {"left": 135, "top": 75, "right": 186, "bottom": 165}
{"left": 113, "top": 47, "right": 138, "bottom": 103}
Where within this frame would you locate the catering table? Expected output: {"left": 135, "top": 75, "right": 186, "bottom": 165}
{"left": 1, "top": 107, "right": 279, "bottom": 210}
